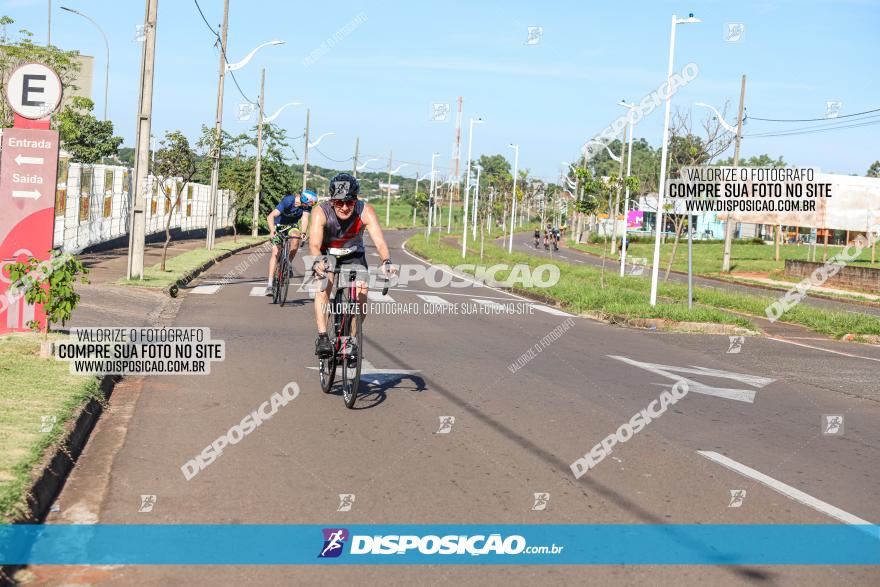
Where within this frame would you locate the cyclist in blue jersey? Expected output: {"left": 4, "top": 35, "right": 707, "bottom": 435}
{"left": 265, "top": 190, "right": 317, "bottom": 296}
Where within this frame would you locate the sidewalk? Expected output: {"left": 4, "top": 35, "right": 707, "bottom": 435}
{"left": 731, "top": 272, "right": 880, "bottom": 301}
{"left": 69, "top": 234, "right": 253, "bottom": 329}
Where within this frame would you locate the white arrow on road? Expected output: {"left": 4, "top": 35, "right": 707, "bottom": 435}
{"left": 14, "top": 154, "right": 44, "bottom": 166}
{"left": 608, "top": 355, "right": 776, "bottom": 403}
{"left": 12, "top": 190, "right": 41, "bottom": 200}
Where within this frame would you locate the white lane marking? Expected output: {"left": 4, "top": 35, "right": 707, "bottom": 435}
{"left": 394, "top": 288, "right": 516, "bottom": 301}
{"left": 473, "top": 298, "right": 505, "bottom": 310}
{"left": 367, "top": 290, "right": 395, "bottom": 302}
{"left": 767, "top": 337, "right": 880, "bottom": 364}
{"left": 573, "top": 259, "right": 585, "bottom": 264}
{"left": 400, "top": 242, "right": 539, "bottom": 304}
{"left": 697, "top": 451, "right": 872, "bottom": 526}
{"left": 191, "top": 285, "right": 221, "bottom": 294}
{"left": 530, "top": 304, "right": 573, "bottom": 317}
{"left": 370, "top": 252, "right": 380, "bottom": 257}
{"left": 558, "top": 255, "right": 569, "bottom": 259}
{"left": 417, "top": 294, "right": 452, "bottom": 305}
{"left": 249, "top": 286, "right": 266, "bottom": 297}
{"left": 608, "top": 355, "right": 775, "bottom": 403}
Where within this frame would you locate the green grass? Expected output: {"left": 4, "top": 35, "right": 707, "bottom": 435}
{"left": 407, "top": 233, "right": 880, "bottom": 338}
{"left": 117, "top": 236, "right": 265, "bottom": 288}
{"left": 571, "top": 240, "right": 880, "bottom": 277}
{"left": 0, "top": 334, "right": 101, "bottom": 523}
{"left": 365, "top": 199, "right": 467, "bottom": 230}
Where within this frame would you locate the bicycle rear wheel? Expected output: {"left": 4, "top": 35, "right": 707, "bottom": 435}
{"left": 279, "top": 240, "right": 291, "bottom": 307}
{"left": 319, "top": 289, "right": 338, "bottom": 393}
{"left": 339, "top": 285, "right": 362, "bottom": 409}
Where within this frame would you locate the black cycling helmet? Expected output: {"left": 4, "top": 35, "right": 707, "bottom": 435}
{"left": 329, "top": 173, "right": 360, "bottom": 201}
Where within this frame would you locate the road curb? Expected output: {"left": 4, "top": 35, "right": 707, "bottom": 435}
{"left": 167, "top": 239, "right": 267, "bottom": 297}
{"left": 1, "top": 374, "right": 118, "bottom": 584}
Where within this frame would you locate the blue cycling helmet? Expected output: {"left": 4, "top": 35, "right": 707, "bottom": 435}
{"left": 299, "top": 190, "right": 318, "bottom": 207}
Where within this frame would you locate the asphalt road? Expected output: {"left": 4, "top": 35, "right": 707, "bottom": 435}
{"left": 35, "top": 230, "right": 880, "bottom": 586}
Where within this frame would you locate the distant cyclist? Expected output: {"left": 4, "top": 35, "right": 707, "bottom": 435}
{"left": 265, "top": 190, "right": 317, "bottom": 296}
{"left": 309, "top": 173, "right": 396, "bottom": 358}
{"left": 533, "top": 227, "right": 540, "bottom": 248}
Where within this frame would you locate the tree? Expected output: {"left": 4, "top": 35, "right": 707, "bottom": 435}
{"left": 0, "top": 16, "right": 83, "bottom": 127}
{"left": 154, "top": 131, "right": 198, "bottom": 271}
{"left": 660, "top": 106, "right": 735, "bottom": 281}
{"left": 716, "top": 153, "right": 786, "bottom": 167}
{"left": 53, "top": 96, "right": 123, "bottom": 163}
{"left": 867, "top": 161, "right": 880, "bottom": 178}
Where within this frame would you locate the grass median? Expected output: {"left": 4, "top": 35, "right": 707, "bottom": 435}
{"left": 570, "top": 240, "right": 879, "bottom": 276}
{"left": 117, "top": 236, "right": 265, "bottom": 288}
{"left": 407, "top": 233, "right": 880, "bottom": 338}
{"left": 0, "top": 334, "right": 101, "bottom": 523}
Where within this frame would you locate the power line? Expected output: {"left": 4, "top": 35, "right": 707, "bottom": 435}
{"left": 747, "top": 107, "right": 880, "bottom": 123}
{"left": 312, "top": 146, "right": 352, "bottom": 164}
{"left": 191, "top": 0, "right": 217, "bottom": 36}
{"left": 744, "top": 119, "right": 880, "bottom": 139}
{"left": 744, "top": 113, "right": 880, "bottom": 137}
{"left": 191, "top": 0, "right": 256, "bottom": 105}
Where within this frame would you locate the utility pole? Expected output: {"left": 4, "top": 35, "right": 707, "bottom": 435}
{"left": 301, "top": 108, "right": 310, "bottom": 190}
{"left": 450, "top": 96, "right": 462, "bottom": 232}
{"left": 352, "top": 136, "right": 359, "bottom": 176}
{"left": 385, "top": 149, "right": 392, "bottom": 226}
{"left": 206, "top": 0, "right": 230, "bottom": 250}
{"left": 47, "top": 0, "right": 51, "bottom": 46}
{"left": 126, "top": 0, "right": 158, "bottom": 280}
{"left": 722, "top": 74, "right": 747, "bottom": 272}
{"left": 611, "top": 141, "right": 625, "bottom": 252}
{"left": 252, "top": 68, "right": 265, "bottom": 237}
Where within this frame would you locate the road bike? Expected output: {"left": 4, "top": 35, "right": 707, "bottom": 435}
{"left": 271, "top": 227, "right": 302, "bottom": 307}
{"left": 317, "top": 248, "right": 389, "bottom": 409}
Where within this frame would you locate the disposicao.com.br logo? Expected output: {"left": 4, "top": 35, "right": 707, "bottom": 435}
{"left": 318, "top": 529, "right": 564, "bottom": 558}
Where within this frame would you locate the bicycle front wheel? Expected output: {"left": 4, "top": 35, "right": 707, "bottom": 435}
{"left": 319, "top": 289, "right": 338, "bottom": 393}
{"left": 340, "top": 286, "right": 363, "bottom": 409}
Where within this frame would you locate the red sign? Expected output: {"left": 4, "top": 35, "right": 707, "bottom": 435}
{"left": 0, "top": 127, "right": 60, "bottom": 333}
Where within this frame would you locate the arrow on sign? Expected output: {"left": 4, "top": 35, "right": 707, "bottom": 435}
{"left": 14, "top": 155, "right": 45, "bottom": 166}
{"left": 12, "top": 190, "right": 41, "bottom": 200}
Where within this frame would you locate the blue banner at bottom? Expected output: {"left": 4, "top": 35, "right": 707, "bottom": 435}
{"left": 1, "top": 525, "right": 878, "bottom": 565}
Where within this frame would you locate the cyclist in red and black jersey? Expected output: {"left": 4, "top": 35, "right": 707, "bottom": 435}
{"left": 309, "top": 173, "right": 396, "bottom": 357}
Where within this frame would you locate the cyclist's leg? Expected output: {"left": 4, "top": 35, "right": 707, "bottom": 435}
{"left": 315, "top": 274, "right": 333, "bottom": 331}
{"left": 288, "top": 228, "right": 302, "bottom": 258}
{"left": 266, "top": 242, "right": 281, "bottom": 294}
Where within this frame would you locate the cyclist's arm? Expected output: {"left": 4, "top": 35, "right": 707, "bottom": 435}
{"left": 361, "top": 204, "right": 391, "bottom": 262}
{"left": 267, "top": 209, "right": 280, "bottom": 236}
{"left": 309, "top": 206, "right": 326, "bottom": 258}
{"left": 300, "top": 211, "right": 311, "bottom": 237}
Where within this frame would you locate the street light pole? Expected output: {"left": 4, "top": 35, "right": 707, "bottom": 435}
{"left": 252, "top": 68, "right": 265, "bottom": 237}
{"left": 60, "top": 6, "right": 109, "bottom": 120}
{"left": 722, "top": 75, "right": 747, "bottom": 272}
{"left": 472, "top": 164, "right": 482, "bottom": 239}
{"left": 649, "top": 12, "right": 700, "bottom": 306}
{"left": 507, "top": 143, "right": 520, "bottom": 253}
{"left": 126, "top": 0, "right": 158, "bottom": 280}
{"left": 618, "top": 101, "right": 635, "bottom": 277}
{"left": 386, "top": 149, "right": 392, "bottom": 226}
{"left": 427, "top": 153, "right": 439, "bottom": 237}
{"left": 461, "top": 117, "right": 482, "bottom": 258}
{"left": 206, "top": 0, "right": 230, "bottom": 251}
{"left": 302, "top": 108, "right": 310, "bottom": 191}
{"left": 352, "top": 136, "right": 359, "bottom": 176}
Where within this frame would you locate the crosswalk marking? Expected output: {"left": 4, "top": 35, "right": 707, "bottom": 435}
{"left": 367, "top": 290, "right": 395, "bottom": 302}
{"left": 249, "top": 286, "right": 266, "bottom": 297}
{"left": 417, "top": 294, "right": 452, "bottom": 305}
{"left": 472, "top": 298, "right": 505, "bottom": 310}
{"left": 191, "top": 285, "right": 221, "bottom": 294}
{"left": 530, "top": 304, "right": 573, "bottom": 317}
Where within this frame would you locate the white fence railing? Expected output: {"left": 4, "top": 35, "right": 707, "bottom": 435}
{"left": 53, "top": 161, "right": 234, "bottom": 252}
